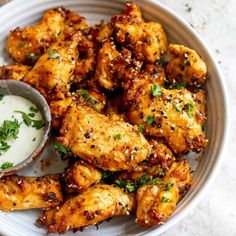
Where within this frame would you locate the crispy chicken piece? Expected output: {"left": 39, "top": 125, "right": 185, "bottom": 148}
{"left": 50, "top": 97, "right": 74, "bottom": 130}
{"left": 23, "top": 29, "right": 81, "bottom": 101}
{"left": 111, "top": 2, "right": 144, "bottom": 44}
{"left": 6, "top": 8, "right": 65, "bottom": 65}
{"left": 136, "top": 181, "right": 179, "bottom": 226}
{"left": 64, "top": 9, "right": 87, "bottom": 31}
{"left": 0, "top": 175, "right": 63, "bottom": 212}
{"left": 111, "top": 2, "right": 167, "bottom": 62}
{"left": 166, "top": 44, "right": 207, "bottom": 86}
{"left": 0, "top": 64, "right": 30, "bottom": 81}
{"left": 73, "top": 35, "right": 95, "bottom": 84}
{"left": 136, "top": 160, "right": 192, "bottom": 226}
{"left": 37, "top": 184, "right": 136, "bottom": 233}
{"left": 123, "top": 65, "right": 207, "bottom": 154}
{"left": 63, "top": 160, "right": 102, "bottom": 193}
{"left": 94, "top": 40, "right": 121, "bottom": 90}
{"left": 58, "top": 104, "right": 152, "bottom": 171}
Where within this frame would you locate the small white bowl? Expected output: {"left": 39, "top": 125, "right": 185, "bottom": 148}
{"left": 0, "top": 0, "right": 229, "bottom": 235}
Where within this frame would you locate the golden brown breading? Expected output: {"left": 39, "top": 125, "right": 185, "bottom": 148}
{"left": 38, "top": 184, "right": 136, "bottom": 233}
{"left": 58, "top": 104, "right": 152, "bottom": 171}
{"left": 123, "top": 65, "right": 207, "bottom": 154}
{"left": 148, "top": 138, "right": 175, "bottom": 171}
{"left": 63, "top": 160, "right": 102, "bottom": 193}
{"left": 50, "top": 97, "right": 74, "bottom": 130}
{"left": 6, "top": 8, "right": 65, "bottom": 65}
{"left": 136, "top": 182, "right": 180, "bottom": 226}
{"left": 111, "top": 2, "right": 167, "bottom": 62}
{"left": 111, "top": 2, "right": 144, "bottom": 45}
{"left": 0, "top": 64, "right": 30, "bottom": 81}
{"left": 94, "top": 40, "right": 121, "bottom": 90}
{"left": 136, "top": 160, "right": 192, "bottom": 226}
{"left": 166, "top": 44, "right": 207, "bottom": 86}
{"left": 0, "top": 175, "right": 63, "bottom": 212}
{"left": 73, "top": 35, "right": 95, "bottom": 84}
{"left": 23, "top": 29, "right": 81, "bottom": 101}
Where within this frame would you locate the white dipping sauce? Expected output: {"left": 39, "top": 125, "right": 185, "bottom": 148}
{"left": 0, "top": 95, "right": 44, "bottom": 168}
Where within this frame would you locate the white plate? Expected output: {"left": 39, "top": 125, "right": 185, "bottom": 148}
{"left": 0, "top": 0, "right": 229, "bottom": 235}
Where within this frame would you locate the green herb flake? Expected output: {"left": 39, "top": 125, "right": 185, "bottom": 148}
{"left": 141, "top": 160, "right": 148, "bottom": 165}
{"left": 29, "top": 106, "right": 38, "bottom": 113}
{"left": 187, "top": 103, "right": 194, "bottom": 118}
{"left": 175, "top": 104, "right": 181, "bottom": 112}
{"left": 27, "top": 53, "right": 39, "bottom": 61}
{"left": 120, "top": 206, "right": 126, "bottom": 213}
{"left": 0, "top": 142, "right": 10, "bottom": 155}
{"left": 1, "top": 161, "right": 13, "bottom": 170}
{"left": 157, "top": 171, "right": 165, "bottom": 178}
{"left": 114, "top": 180, "right": 136, "bottom": 193}
{"left": 15, "top": 111, "right": 32, "bottom": 126}
{"left": 161, "top": 196, "right": 171, "bottom": 203}
{"left": 186, "top": 6, "right": 192, "bottom": 12}
{"left": 146, "top": 115, "right": 154, "bottom": 125}
{"left": 102, "top": 171, "right": 114, "bottom": 180}
{"left": 138, "top": 124, "right": 144, "bottom": 134}
{"left": 165, "top": 183, "right": 172, "bottom": 191}
{"left": 114, "top": 134, "right": 121, "bottom": 140}
{"left": 0, "top": 119, "right": 20, "bottom": 142}
{"left": 135, "top": 174, "right": 148, "bottom": 187}
{"left": 54, "top": 142, "right": 70, "bottom": 155}
{"left": 32, "top": 119, "right": 45, "bottom": 130}
{"left": 0, "top": 94, "right": 4, "bottom": 101}
{"left": 28, "top": 113, "right": 35, "bottom": 118}
{"left": 32, "top": 137, "right": 36, "bottom": 142}
{"left": 48, "top": 48, "right": 61, "bottom": 59}
{"left": 78, "top": 90, "right": 98, "bottom": 105}
{"left": 151, "top": 84, "right": 162, "bottom": 97}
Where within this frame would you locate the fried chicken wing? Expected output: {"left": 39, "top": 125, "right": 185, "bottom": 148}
{"left": 111, "top": 2, "right": 167, "bottom": 62}
{"left": 166, "top": 44, "right": 207, "bottom": 86}
{"left": 6, "top": 8, "right": 65, "bottom": 65}
{"left": 0, "top": 175, "right": 63, "bottom": 212}
{"left": 38, "top": 184, "right": 136, "bottom": 233}
{"left": 123, "top": 65, "right": 207, "bottom": 154}
{"left": 0, "top": 64, "right": 30, "bottom": 81}
{"left": 63, "top": 160, "right": 102, "bottom": 193}
{"left": 58, "top": 104, "right": 152, "bottom": 171}
{"left": 23, "top": 29, "right": 81, "bottom": 101}
{"left": 136, "top": 160, "right": 192, "bottom": 226}
{"left": 136, "top": 181, "right": 179, "bottom": 226}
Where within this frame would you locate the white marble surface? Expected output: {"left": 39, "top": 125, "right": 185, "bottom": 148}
{"left": 156, "top": 0, "right": 236, "bottom": 235}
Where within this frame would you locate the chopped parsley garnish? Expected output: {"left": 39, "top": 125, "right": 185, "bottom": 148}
{"left": 29, "top": 106, "right": 38, "bottom": 113}
{"left": 0, "top": 94, "right": 4, "bottom": 101}
{"left": 27, "top": 53, "right": 39, "bottom": 61}
{"left": 135, "top": 174, "right": 148, "bottom": 186}
{"left": 146, "top": 115, "right": 154, "bottom": 125}
{"left": 186, "top": 6, "right": 192, "bottom": 12}
{"left": 0, "top": 119, "right": 21, "bottom": 155}
{"left": 48, "top": 48, "right": 61, "bottom": 59}
{"left": 175, "top": 104, "right": 181, "bottom": 112}
{"left": 187, "top": 103, "right": 194, "bottom": 118}
{"left": 114, "top": 134, "right": 121, "bottom": 140}
{"left": 0, "top": 142, "right": 10, "bottom": 155}
{"left": 157, "top": 171, "right": 165, "bottom": 178}
{"left": 15, "top": 111, "right": 45, "bottom": 129}
{"left": 151, "top": 84, "right": 162, "bottom": 97}
{"left": 28, "top": 113, "right": 35, "bottom": 118}
{"left": 114, "top": 180, "right": 136, "bottom": 193}
{"left": 0, "top": 119, "right": 20, "bottom": 142}
{"left": 1, "top": 161, "right": 13, "bottom": 170}
{"left": 168, "top": 83, "right": 185, "bottom": 90}
{"left": 54, "top": 141, "right": 70, "bottom": 155}
{"left": 102, "top": 171, "right": 114, "bottom": 180}
{"left": 32, "top": 137, "right": 36, "bottom": 141}
{"left": 78, "top": 89, "right": 98, "bottom": 105}
{"left": 165, "top": 183, "right": 172, "bottom": 191}
{"left": 161, "top": 196, "right": 171, "bottom": 203}
{"left": 141, "top": 160, "right": 148, "bottom": 165}
{"left": 138, "top": 124, "right": 144, "bottom": 134}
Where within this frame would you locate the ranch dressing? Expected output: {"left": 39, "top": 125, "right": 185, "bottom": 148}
{"left": 0, "top": 95, "right": 44, "bottom": 168}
